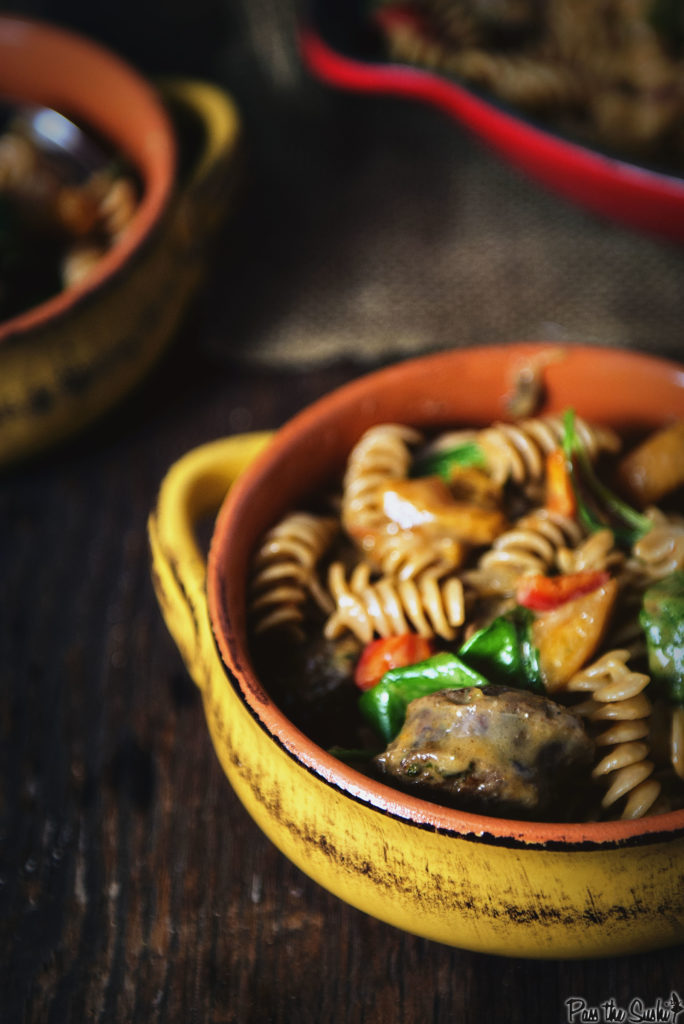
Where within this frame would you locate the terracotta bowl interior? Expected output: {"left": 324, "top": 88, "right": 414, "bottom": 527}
{"left": 0, "top": 15, "right": 176, "bottom": 340}
{"left": 208, "top": 342, "right": 684, "bottom": 847}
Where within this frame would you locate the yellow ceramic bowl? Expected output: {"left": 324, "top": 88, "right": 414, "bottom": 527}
{"left": 0, "top": 15, "right": 241, "bottom": 467}
{"left": 149, "top": 342, "right": 684, "bottom": 958}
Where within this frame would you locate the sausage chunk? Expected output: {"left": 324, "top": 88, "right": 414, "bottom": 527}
{"left": 374, "top": 684, "right": 594, "bottom": 819}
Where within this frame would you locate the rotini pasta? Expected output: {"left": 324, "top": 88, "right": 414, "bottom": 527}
{"left": 566, "top": 650, "right": 661, "bottom": 820}
{"left": 599, "top": 511, "right": 684, "bottom": 657}
{"left": 464, "top": 508, "right": 583, "bottom": 596}
{"left": 556, "top": 528, "right": 624, "bottom": 576}
{"left": 476, "top": 414, "right": 620, "bottom": 486}
{"left": 341, "top": 423, "right": 422, "bottom": 546}
{"left": 248, "top": 511, "right": 338, "bottom": 637}
{"left": 0, "top": 112, "right": 140, "bottom": 321}
{"left": 61, "top": 242, "right": 109, "bottom": 289}
{"left": 372, "top": 0, "right": 684, "bottom": 164}
{"left": 96, "top": 173, "right": 139, "bottom": 240}
{"left": 324, "top": 559, "right": 466, "bottom": 643}
{"left": 631, "top": 508, "right": 684, "bottom": 580}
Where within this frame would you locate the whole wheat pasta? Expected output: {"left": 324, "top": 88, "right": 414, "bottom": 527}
{"left": 373, "top": 531, "right": 465, "bottom": 580}
{"left": 61, "top": 243, "right": 109, "bottom": 289}
{"left": 464, "top": 508, "right": 583, "bottom": 597}
{"left": 0, "top": 114, "right": 141, "bottom": 320}
{"left": 341, "top": 423, "right": 422, "bottom": 547}
{"left": 373, "top": 0, "right": 684, "bottom": 162}
{"left": 95, "top": 173, "right": 139, "bottom": 240}
{"left": 248, "top": 512, "right": 338, "bottom": 636}
{"left": 631, "top": 509, "right": 684, "bottom": 580}
{"left": 556, "top": 528, "right": 625, "bottom": 576}
{"left": 476, "top": 414, "right": 620, "bottom": 486}
{"left": 447, "top": 49, "right": 584, "bottom": 111}
{"left": 567, "top": 650, "right": 661, "bottom": 820}
{"left": 324, "top": 560, "right": 466, "bottom": 644}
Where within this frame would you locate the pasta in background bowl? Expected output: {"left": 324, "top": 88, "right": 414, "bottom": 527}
{"left": 0, "top": 16, "right": 242, "bottom": 467}
{"left": 299, "top": 0, "right": 684, "bottom": 241}
{"left": 150, "top": 342, "right": 684, "bottom": 958}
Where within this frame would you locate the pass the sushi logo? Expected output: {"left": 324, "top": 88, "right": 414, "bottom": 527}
{"left": 565, "top": 992, "right": 684, "bottom": 1024}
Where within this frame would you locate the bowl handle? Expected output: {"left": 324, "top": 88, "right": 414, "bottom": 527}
{"left": 148, "top": 432, "right": 273, "bottom": 692}
{"left": 158, "top": 77, "right": 242, "bottom": 247}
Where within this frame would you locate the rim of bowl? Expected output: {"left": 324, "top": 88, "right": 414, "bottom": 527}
{"left": 0, "top": 14, "right": 177, "bottom": 342}
{"left": 208, "top": 342, "right": 684, "bottom": 849}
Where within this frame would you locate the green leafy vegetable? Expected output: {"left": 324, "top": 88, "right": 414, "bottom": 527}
{"left": 640, "top": 570, "right": 684, "bottom": 704}
{"left": 358, "top": 651, "right": 489, "bottom": 742}
{"left": 458, "top": 607, "right": 544, "bottom": 694}
{"left": 562, "top": 408, "right": 652, "bottom": 547}
{"left": 411, "top": 440, "right": 485, "bottom": 481}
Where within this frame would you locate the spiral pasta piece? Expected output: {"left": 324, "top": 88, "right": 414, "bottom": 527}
{"left": 566, "top": 650, "right": 660, "bottom": 820}
{"left": 373, "top": 530, "right": 465, "bottom": 581}
{"left": 645, "top": 702, "right": 684, "bottom": 814}
{"left": 631, "top": 508, "right": 684, "bottom": 580}
{"left": 449, "top": 49, "right": 584, "bottom": 111}
{"left": 380, "top": 14, "right": 583, "bottom": 109}
{"left": 602, "top": 510, "right": 684, "bottom": 658}
{"left": 341, "top": 423, "right": 422, "bottom": 546}
{"left": 95, "top": 172, "right": 138, "bottom": 240}
{"left": 556, "top": 528, "right": 624, "bottom": 576}
{"left": 248, "top": 512, "right": 338, "bottom": 636}
{"left": 551, "top": 0, "right": 682, "bottom": 149}
{"left": 377, "top": 0, "right": 684, "bottom": 157}
{"left": 61, "top": 243, "right": 108, "bottom": 288}
{"left": 476, "top": 414, "right": 620, "bottom": 487}
{"left": 464, "top": 507, "right": 583, "bottom": 596}
{"left": 549, "top": 0, "right": 660, "bottom": 73}
{"left": 324, "top": 560, "right": 466, "bottom": 644}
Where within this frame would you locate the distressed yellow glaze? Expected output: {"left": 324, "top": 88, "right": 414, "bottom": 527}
{"left": 149, "top": 430, "right": 684, "bottom": 959}
{"left": 0, "top": 78, "right": 241, "bottom": 467}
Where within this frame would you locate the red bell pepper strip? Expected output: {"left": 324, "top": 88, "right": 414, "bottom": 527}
{"left": 516, "top": 570, "right": 610, "bottom": 612}
{"left": 354, "top": 634, "right": 435, "bottom": 691}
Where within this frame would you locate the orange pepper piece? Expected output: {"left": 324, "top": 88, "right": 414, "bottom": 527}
{"left": 545, "top": 447, "right": 576, "bottom": 518}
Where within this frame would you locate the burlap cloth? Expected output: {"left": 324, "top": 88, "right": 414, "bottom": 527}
{"left": 195, "top": 3, "right": 684, "bottom": 371}
{"left": 201, "top": 99, "right": 684, "bottom": 369}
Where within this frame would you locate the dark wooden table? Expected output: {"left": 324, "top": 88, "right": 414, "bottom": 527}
{"left": 3, "top": 3, "right": 684, "bottom": 1019}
